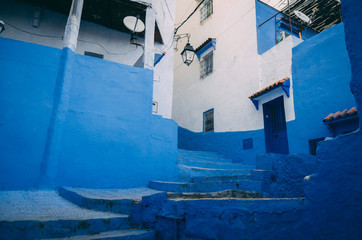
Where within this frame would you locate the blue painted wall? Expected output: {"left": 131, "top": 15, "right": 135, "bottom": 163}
{"left": 0, "top": 38, "right": 61, "bottom": 189}
{"left": 178, "top": 127, "right": 265, "bottom": 165}
{"left": 0, "top": 37, "right": 178, "bottom": 190}
{"left": 288, "top": 23, "right": 356, "bottom": 154}
{"left": 256, "top": 0, "right": 318, "bottom": 55}
{"left": 178, "top": 23, "right": 354, "bottom": 164}
{"left": 296, "top": 0, "right": 362, "bottom": 238}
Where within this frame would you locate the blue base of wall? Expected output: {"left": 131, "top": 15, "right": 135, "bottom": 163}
{"left": 178, "top": 127, "right": 265, "bottom": 165}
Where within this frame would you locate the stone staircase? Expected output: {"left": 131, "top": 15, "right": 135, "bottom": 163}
{"left": 149, "top": 149, "right": 268, "bottom": 193}
{"left": 0, "top": 149, "right": 306, "bottom": 240}
{"left": 0, "top": 189, "right": 158, "bottom": 240}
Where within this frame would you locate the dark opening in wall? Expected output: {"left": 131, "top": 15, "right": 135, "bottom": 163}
{"left": 309, "top": 137, "right": 325, "bottom": 155}
{"left": 84, "top": 51, "right": 104, "bottom": 59}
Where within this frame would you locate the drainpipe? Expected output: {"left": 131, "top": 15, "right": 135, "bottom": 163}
{"left": 63, "top": 0, "right": 84, "bottom": 51}
{"left": 144, "top": 4, "right": 156, "bottom": 70}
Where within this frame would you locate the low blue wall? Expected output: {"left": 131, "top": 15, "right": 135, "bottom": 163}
{"left": 0, "top": 37, "right": 178, "bottom": 190}
{"left": 178, "top": 127, "right": 265, "bottom": 165}
{"left": 289, "top": 23, "right": 356, "bottom": 154}
{"left": 0, "top": 38, "right": 61, "bottom": 189}
{"left": 256, "top": 153, "right": 320, "bottom": 198}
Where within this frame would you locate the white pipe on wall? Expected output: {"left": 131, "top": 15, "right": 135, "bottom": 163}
{"left": 63, "top": 0, "right": 84, "bottom": 51}
{"left": 144, "top": 5, "right": 156, "bottom": 70}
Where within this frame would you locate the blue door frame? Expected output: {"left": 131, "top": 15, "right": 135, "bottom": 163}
{"left": 263, "top": 96, "right": 289, "bottom": 154}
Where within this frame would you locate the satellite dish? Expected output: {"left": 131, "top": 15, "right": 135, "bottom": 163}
{"left": 123, "top": 16, "right": 145, "bottom": 33}
{"left": 294, "top": 10, "right": 312, "bottom": 24}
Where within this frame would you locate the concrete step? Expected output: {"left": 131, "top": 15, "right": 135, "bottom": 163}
{"left": 178, "top": 158, "right": 255, "bottom": 169}
{"left": 178, "top": 149, "right": 222, "bottom": 158}
{"left": 178, "top": 154, "right": 233, "bottom": 163}
{"left": 149, "top": 180, "right": 262, "bottom": 193}
{"left": 178, "top": 164, "right": 255, "bottom": 177}
{"left": 0, "top": 191, "right": 130, "bottom": 240}
{"left": 190, "top": 174, "right": 251, "bottom": 183}
{"left": 44, "top": 229, "right": 156, "bottom": 240}
{"left": 59, "top": 187, "right": 163, "bottom": 215}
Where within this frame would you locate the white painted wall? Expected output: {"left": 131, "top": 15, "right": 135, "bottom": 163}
{"left": 172, "top": 0, "right": 304, "bottom": 132}
{"left": 1, "top": 0, "right": 176, "bottom": 119}
{"left": 152, "top": 0, "right": 176, "bottom": 119}
{"left": 0, "top": 0, "right": 143, "bottom": 65}
{"left": 257, "top": 35, "right": 305, "bottom": 123}
{"left": 173, "top": 0, "right": 262, "bottom": 132}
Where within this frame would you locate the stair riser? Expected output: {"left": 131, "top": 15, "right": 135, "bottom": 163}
{"left": 149, "top": 181, "right": 262, "bottom": 193}
{"left": 59, "top": 187, "right": 134, "bottom": 215}
{"left": 179, "top": 159, "right": 254, "bottom": 170}
{"left": 179, "top": 155, "right": 231, "bottom": 163}
{"left": 178, "top": 151, "right": 222, "bottom": 158}
{"left": 191, "top": 175, "right": 252, "bottom": 183}
{"left": 178, "top": 166, "right": 253, "bottom": 178}
{"left": 0, "top": 217, "right": 130, "bottom": 240}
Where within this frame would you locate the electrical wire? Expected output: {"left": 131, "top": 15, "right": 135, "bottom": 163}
{"left": 5, "top": 21, "right": 140, "bottom": 56}
{"left": 175, "top": 0, "right": 197, "bottom": 26}
{"left": 6, "top": 22, "right": 63, "bottom": 39}
{"left": 215, "top": 6, "right": 255, "bottom": 38}
{"left": 163, "top": 0, "right": 174, "bottom": 22}
{"left": 174, "top": 0, "right": 205, "bottom": 34}
{"left": 78, "top": 39, "right": 140, "bottom": 55}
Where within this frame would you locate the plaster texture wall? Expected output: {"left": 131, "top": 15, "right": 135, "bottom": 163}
{"left": 152, "top": 0, "right": 176, "bottom": 119}
{"left": 294, "top": 0, "right": 362, "bottom": 238}
{"left": 0, "top": 38, "right": 178, "bottom": 190}
{"left": 0, "top": 0, "right": 176, "bottom": 119}
{"left": 288, "top": 23, "right": 355, "bottom": 154}
{"left": 173, "top": 0, "right": 261, "bottom": 132}
{"left": 0, "top": 38, "right": 61, "bottom": 190}
{"left": 178, "top": 127, "right": 265, "bottom": 165}
{"left": 256, "top": 153, "right": 320, "bottom": 198}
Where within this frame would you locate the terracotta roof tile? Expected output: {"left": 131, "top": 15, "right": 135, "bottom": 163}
{"left": 195, "top": 38, "right": 214, "bottom": 53}
{"left": 249, "top": 77, "right": 289, "bottom": 99}
{"left": 323, "top": 107, "right": 358, "bottom": 123}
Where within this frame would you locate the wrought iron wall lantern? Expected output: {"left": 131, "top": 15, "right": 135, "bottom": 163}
{"left": 175, "top": 33, "right": 196, "bottom": 66}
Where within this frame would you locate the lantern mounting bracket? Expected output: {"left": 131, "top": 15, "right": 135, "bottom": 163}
{"left": 174, "top": 33, "right": 191, "bottom": 51}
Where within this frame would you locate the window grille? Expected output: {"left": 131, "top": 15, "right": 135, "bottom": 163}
{"left": 200, "top": 51, "right": 213, "bottom": 79}
{"left": 309, "top": 137, "right": 325, "bottom": 156}
{"left": 203, "top": 109, "right": 214, "bottom": 133}
{"left": 200, "top": 0, "right": 213, "bottom": 22}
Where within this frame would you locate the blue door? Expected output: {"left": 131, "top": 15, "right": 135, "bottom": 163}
{"left": 263, "top": 96, "right": 289, "bottom": 154}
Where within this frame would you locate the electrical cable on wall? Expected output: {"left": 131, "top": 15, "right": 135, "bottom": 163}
{"left": 174, "top": 0, "right": 205, "bottom": 34}
{"left": 4, "top": 20, "right": 140, "bottom": 56}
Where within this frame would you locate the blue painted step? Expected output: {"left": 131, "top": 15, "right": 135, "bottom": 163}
{"left": 179, "top": 157, "right": 255, "bottom": 169}
{"left": 179, "top": 154, "right": 233, "bottom": 163}
{"left": 149, "top": 180, "right": 262, "bottom": 193}
{"left": 191, "top": 174, "right": 251, "bottom": 183}
{"left": 0, "top": 191, "right": 130, "bottom": 240}
{"left": 178, "top": 149, "right": 222, "bottom": 158}
{"left": 59, "top": 187, "right": 164, "bottom": 215}
{"left": 44, "top": 229, "right": 156, "bottom": 240}
{"left": 178, "top": 165, "right": 254, "bottom": 177}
